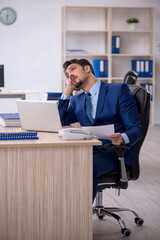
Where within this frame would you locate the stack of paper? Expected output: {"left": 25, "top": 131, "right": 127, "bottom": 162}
{"left": 0, "top": 113, "right": 21, "bottom": 127}
{"left": 66, "top": 49, "right": 86, "bottom": 54}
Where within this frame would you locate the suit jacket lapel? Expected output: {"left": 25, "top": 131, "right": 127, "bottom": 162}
{"left": 95, "top": 82, "right": 108, "bottom": 121}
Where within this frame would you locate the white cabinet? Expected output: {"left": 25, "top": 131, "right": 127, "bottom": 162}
{"left": 62, "top": 6, "right": 155, "bottom": 122}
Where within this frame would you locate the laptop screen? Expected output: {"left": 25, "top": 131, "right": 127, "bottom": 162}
{"left": 16, "top": 100, "right": 62, "bottom": 132}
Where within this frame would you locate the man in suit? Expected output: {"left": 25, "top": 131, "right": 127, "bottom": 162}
{"left": 58, "top": 58, "right": 143, "bottom": 201}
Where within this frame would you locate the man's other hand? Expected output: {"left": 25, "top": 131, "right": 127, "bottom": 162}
{"left": 110, "top": 133, "right": 124, "bottom": 145}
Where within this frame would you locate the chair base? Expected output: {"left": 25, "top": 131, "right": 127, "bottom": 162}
{"left": 93, "top": 190, "right": 144, "bottom": 237}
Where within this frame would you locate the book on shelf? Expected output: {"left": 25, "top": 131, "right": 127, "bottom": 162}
{"left": 93, "top": 59, "right": 108, "bottom": 78}
{"left": 47, "top": 92, "right": 63, "bottom": 100}
{"left": 141, "top": 83, "right": 153, "bottom": 101}
{"left": 0, "top": 131, "right": 38, "bottom": 140}
{"left": 0, "top": 113, "right": 21, "bottom": 127}
{"left": 112, "top": 36, "right": 120, "bottom": 54}
{"left": 132, "top": 60, "right": 153, "bottom": 78}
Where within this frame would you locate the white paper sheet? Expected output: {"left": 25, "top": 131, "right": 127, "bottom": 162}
{"left": 82, "top": 124, "right": 114, "bottom": 139}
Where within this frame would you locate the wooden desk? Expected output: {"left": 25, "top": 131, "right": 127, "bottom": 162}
{"left": 0, "top": 127, "right": 101, "bottom": 240}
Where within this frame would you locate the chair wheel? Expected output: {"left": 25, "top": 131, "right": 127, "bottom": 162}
{"left": 97, "top": 214, "right": 104, "bottom": 220}
{"left": 135, "top": 217, "right": 144, "bottom": 226}
{"left": 121, "top": 228, "right": 131, "bottom": 236}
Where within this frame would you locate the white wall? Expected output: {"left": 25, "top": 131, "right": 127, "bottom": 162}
{"left": 0, "top": 0, "right": 160, "bottom": 123}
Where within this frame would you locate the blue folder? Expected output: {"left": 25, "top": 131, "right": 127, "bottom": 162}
{"left": 93, "top": 59, "right": 108, "bottom": 77}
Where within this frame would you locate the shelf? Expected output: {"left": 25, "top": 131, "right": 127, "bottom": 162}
{"left": 112, "top": 54, "right": 153, "bottom": 57}
{"left": 111, "top": 8, "right": 154, "bottom": 32}
{"left": 112, "top": 77, "right": 153, "bottom": 81}
{"left": 63, "top": 54, "right": 108, "bottom": 57}
{"left": 97, "top": 77, "right": 108, "bottom": 80}
{"left": 64, "top": 7, "right": 108, "bottom": 32}
{"left": 111, "top": 77, "right": 125, "bottom": 80}
{"left": 64, "top": 30, "right": 108, "bottom": 33}
{"left": 62, "top": 6, "right": 155, "bottom": 123}
{"left": 112, "top": 30, "right": 153, "bottom": 33}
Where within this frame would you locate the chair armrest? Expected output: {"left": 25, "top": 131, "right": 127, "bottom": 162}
{"left": 102, "top": 143, "right": 130, "bottom": 157}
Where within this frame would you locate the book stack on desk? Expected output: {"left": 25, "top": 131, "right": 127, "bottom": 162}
{"left": 47, "top": 92, "right": 62, "bottom": 100}
{"left": 0, "top": 113, "right": 21, "bottom": 127}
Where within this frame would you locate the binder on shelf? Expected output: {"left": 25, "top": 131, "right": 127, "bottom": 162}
{"left": 132, "top": 60, "right": 144, "bottom": 77}
{"left": 112, "top": 36, "right": 120, "bottom": 54}
{"left": 149, "top": 60, "right": 153, "bottom": 77}
{"left": 132, "top": 60, "right": 153, "bottom": 78}
{"left": 145, "top": 60, "right": 153, "bottom": 77}
{"left": 141, "top": 83, "right": 153, "bottom": 101}
{"left": 148, "top": 83, "right": 153, "bottom": 101}
{"left": 0, "top": 131, "right": 39, "bottom": 140}
{"left": 144, "top": 60, "right": 149, "bottom": 77}
{"left": 47, "top": 92, "right": 63, "bottom": 100}
{"left": 93, "top": 59, "right": 108, "bottom": 78}
{"left": 140, "top": 60, "right": 145, "bottom": 77}
{"left": 0, "top": 113, "right": 21, "bottom": 127}
{"left": 132, "top": 60, "right": 140, "bottom": 77}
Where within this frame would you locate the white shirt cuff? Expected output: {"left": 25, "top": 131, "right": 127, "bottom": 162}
{"left": 61, "top": 93, "right": 72, "bottom": 100}
{"left": 121, "top": 133, "right": 129, "bottom": 144}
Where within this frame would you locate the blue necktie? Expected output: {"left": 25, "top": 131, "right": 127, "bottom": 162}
{"left": 85, "top": 92, "right": 94, "bottom": 124}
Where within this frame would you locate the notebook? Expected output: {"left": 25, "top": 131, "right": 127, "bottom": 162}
{"left": 16, "top": 100, "right": 62, "bottom": 132}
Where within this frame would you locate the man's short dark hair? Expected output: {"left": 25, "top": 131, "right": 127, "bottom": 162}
{"left": 63, "top": 58, "right": 95, "bottom": 75}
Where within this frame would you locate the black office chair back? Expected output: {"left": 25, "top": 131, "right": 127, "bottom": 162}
{"left": 128, "top": 85, "right": 150, "bottom": 180}
{"left": 124, "top": 71, "right": 138, "bottom": 84}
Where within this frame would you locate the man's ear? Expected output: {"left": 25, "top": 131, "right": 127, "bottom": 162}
{"left": 84, "top": 65, "right": 91, "bottom": 73}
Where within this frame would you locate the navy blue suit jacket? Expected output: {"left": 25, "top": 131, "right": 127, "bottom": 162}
{"left": 58, "top": 82, "right": 143, "bottom": 166}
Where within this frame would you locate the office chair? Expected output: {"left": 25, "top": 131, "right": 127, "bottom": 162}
{"left": 123, "top": 70, "right": 138, "bottom": 84}
{"left": 93, "top": 85, "right": 150, "bottom": 236}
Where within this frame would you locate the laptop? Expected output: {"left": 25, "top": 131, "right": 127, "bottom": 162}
{"left": 16, "top": 100, "right": 62, "bottom": 132}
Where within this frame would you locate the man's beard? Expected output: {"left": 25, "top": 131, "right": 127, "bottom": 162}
{"left": 73, "top": 80, "right": 83, "bottom": 89}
